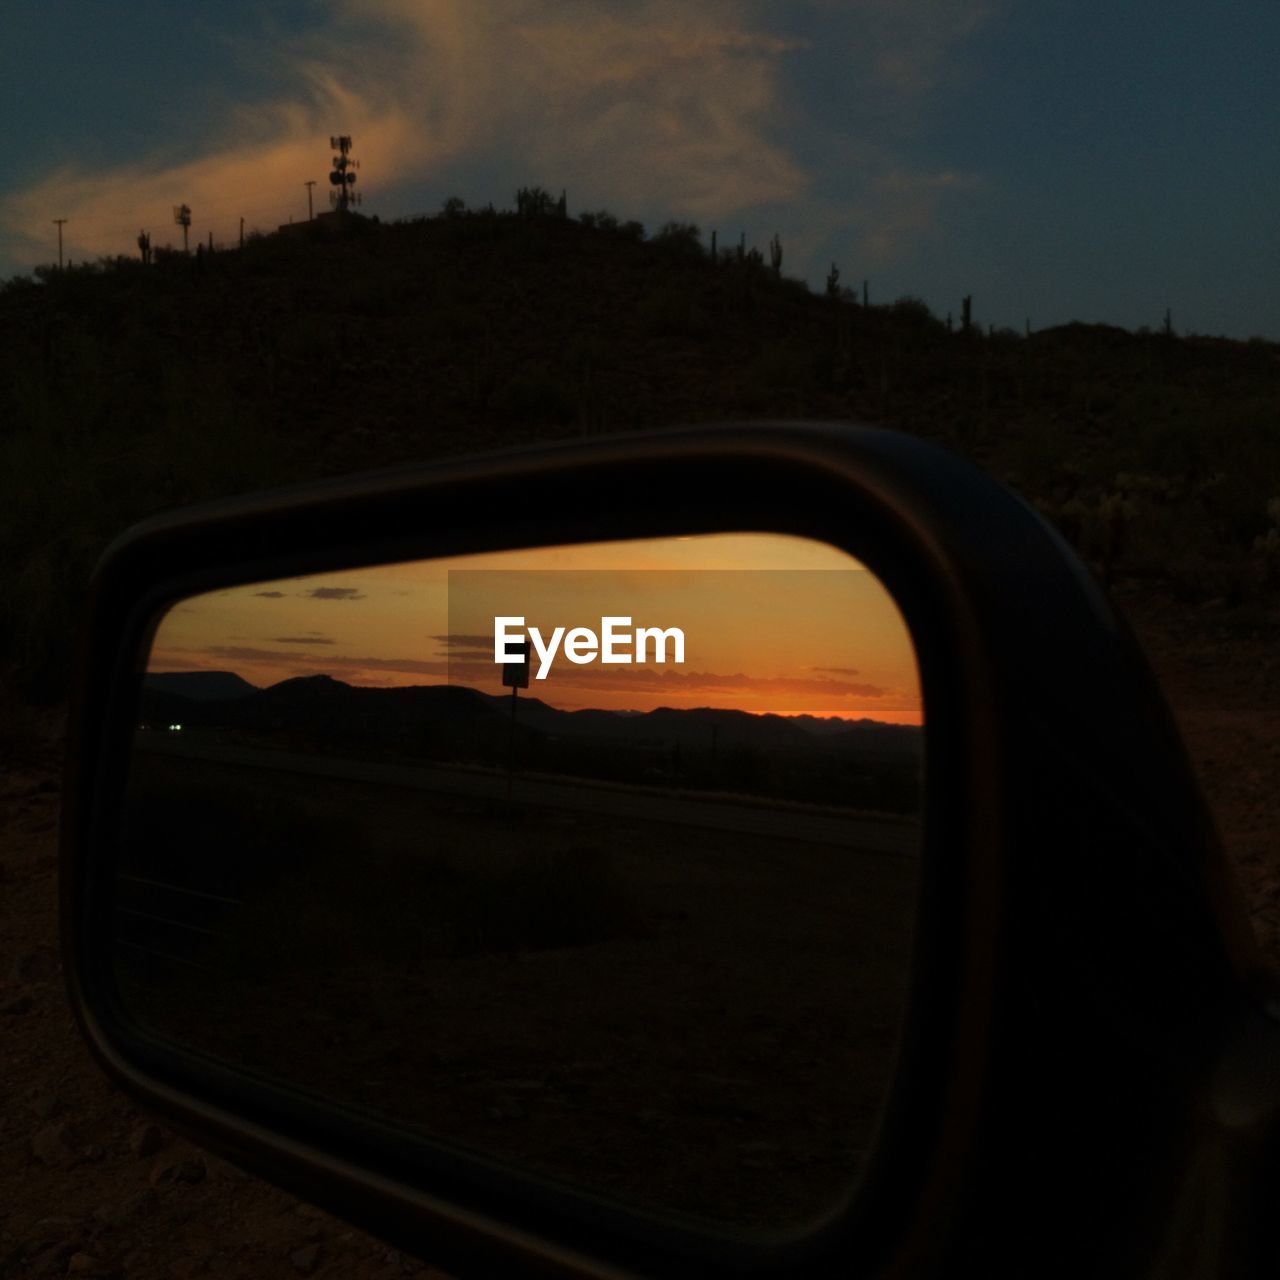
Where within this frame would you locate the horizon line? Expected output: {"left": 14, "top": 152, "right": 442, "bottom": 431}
{"left": 143, "top": 668, "right": 924, "bottom": 729}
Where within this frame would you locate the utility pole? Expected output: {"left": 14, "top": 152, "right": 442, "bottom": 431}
{"left": 304, "top": 180, "right": 316, "bottom": 221}
{"left": 52, "top": 218, "right": 67, "bottom": 270}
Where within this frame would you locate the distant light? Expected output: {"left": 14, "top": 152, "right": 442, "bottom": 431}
{"left": 169, "top": 723, "right": 182, "bottom": 731}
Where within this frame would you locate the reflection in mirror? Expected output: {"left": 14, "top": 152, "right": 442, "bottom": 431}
{"left": 116, "top": 534, "right": 923, "bottom": 1234}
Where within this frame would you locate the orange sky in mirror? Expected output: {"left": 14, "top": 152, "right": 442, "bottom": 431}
{"left": 146, "top": 534, "right": 922, "bottom": 724}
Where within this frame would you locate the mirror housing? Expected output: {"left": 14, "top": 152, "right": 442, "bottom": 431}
{"left": 60, "top": 422, "right": 1277, "bottom": 1277}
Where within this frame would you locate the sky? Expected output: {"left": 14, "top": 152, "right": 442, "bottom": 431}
{"left": 3, "top": 2, "right": 1276, "bottom": 339}
{"left": 146, "top": 533, "right": 924, "bottom": 723}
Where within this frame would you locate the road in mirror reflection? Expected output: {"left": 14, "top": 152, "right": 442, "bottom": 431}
{"left": 115, "top": 533, "right": 923, "bottom": 1234}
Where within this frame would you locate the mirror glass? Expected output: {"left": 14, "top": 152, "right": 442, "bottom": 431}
{"left": 115, "top": 533, "right": 923, "bottom": 1233}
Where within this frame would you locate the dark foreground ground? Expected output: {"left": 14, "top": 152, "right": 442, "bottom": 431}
{"left": 1, "top": 587, "right": 1277, "bottom": 1278}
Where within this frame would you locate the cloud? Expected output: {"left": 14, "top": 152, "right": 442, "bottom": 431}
{"left": 305, "top": 586, "right": 365, "bottom": 600}
{"left": 0, "top": 65, "right": 428, "bottom": 264}
{"left": 329, "top": 654, "right": 448, "bottom": 675}
{"left": 253, "top": 591, "right": 286, "bottom": 599}
{"left": 0, "top": 1, "right": 996, "bottom": 275}
{"left": 432, "top": 633, "right": 494, "bottom": 652}
{"left": 151, "top": 644, "right": 448, "bottom": 679}
{"left": 611, "top": 669, "right": 887, "bottom": 699}
{"left": 815, "top": 665, "right": 860, "bottom": 676}
{"left": 144, "top": 654, "right": 207, "bottom": 672}
{"left": 1, "top": 1, "right": 808, "bottom": 266}
{"left": 444, "top": 658, "right": 885, "bottom": 700}
{"left": 494, "top": 5, "right": 810, "bottom": 216}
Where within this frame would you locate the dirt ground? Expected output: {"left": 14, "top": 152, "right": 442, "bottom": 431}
{"left": 1, "top": 587, "right": 1277, "bottom": 1278}
{"left": 1116, "top": 587, "right": 1280, "bottom": 962}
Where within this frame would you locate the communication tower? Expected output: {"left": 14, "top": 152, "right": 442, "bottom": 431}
{"left": 329, "top": 136, "right": 361, "bottom": 213}
{"left": 173, "top": 204, "right": 192, "bottom": 253}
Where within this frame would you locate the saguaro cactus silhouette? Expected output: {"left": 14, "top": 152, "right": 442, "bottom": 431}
{"left": 769, "top": 233, "right": 783, "bottom": 277}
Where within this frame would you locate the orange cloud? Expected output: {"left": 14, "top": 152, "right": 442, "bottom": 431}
{"left": 3, "top": 1, "right": 999, "bottom": 278}
{"left": 0, "top": 77, "right": 430, "bottom": 262}
{"left": 500, "top": 5, "right": 809, "bottom": 215}
{"left": 457, "top": 664, "right": 888, "bottom": 700}
{"left": 150, "top": 644, "right": 449, "bottom": 681}
{"left": 2, "top": 1, "right": 810, "bottom": 268}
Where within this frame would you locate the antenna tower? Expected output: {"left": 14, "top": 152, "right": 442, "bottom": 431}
{"left": 173, "top": 204, "right": 192, "bottom": 253}
{"left": 329, "top": 136, "right": 361, "bottom": 213}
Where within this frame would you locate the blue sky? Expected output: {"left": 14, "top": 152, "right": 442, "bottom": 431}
{"left": 4, "top": 1, "right": 1276, "bottom": 338}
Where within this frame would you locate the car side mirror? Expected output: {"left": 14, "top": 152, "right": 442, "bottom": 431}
{"left": 60, "top": 423, "right": 1278, "bottom": 1278}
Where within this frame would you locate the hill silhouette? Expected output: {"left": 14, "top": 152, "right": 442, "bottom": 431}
{"left": 141, "top": 670, "right": 919, "bottom": 748}
{"left": 138, "top": 670, "right": 923, "bottom": 811}
{"left": 3, "top": 197, "right": 1279, "bottom": 704}
{"left": 144, "top": 671, "right": 260, "bottom": 702}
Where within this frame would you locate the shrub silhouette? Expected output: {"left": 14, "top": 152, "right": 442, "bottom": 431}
{"left": 651, "top": 221, "right": 704, "bottom": 261}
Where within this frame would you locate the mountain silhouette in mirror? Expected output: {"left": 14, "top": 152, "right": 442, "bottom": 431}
{"left": 140, "top": 671, "right": 922, "bottom": 813}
